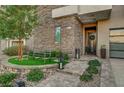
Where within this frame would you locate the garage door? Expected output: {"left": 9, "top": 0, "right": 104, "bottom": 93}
{"left": 110, "top": 29, "right": 124, "bottom": 58}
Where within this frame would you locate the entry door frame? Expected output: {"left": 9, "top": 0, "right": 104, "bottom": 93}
{"left": 82, "top": 23, "right": 97, "bottom": 55}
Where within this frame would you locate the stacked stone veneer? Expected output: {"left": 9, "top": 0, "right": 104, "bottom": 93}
{"left": 0, "top": 63, "right": 57, "bottom": 79}
{"left": 29, "top": 6, "right": 83, "bottom": 57}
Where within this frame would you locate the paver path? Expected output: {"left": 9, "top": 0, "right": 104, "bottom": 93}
{"left": 36, "top": 59, "right": 88, "bottom": 87}
{"left": 61, "top": 60, "right": 88, "bottom": 76}
{"left": 36, "top": 72, "right": 80, "bottom": 87}
{"left": 110, "top": 58, "right": 124, "bottom": 87}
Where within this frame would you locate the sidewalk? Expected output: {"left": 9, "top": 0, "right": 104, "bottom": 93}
{"left": 110, "top": 58, "right": 124, "bottom": 87}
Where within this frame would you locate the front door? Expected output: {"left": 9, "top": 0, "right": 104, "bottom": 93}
{"left": 85, "top": 27, "right": 96, "bottom": 55}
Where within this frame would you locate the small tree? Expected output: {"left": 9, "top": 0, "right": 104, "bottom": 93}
{"left": 0, "top": 6, "right": 39, "bottom": 60}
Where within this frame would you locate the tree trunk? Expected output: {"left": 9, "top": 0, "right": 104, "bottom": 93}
{"left": 18, "top": 38, "right": 23, "bottom": 61}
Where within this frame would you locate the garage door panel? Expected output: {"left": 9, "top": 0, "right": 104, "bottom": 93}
{"left": 110, "top": 43, "right": 124, "bottom": 51}
{"left": 110, "top": 29, "right": 124, "bottom": 58}
{"left": 110, "top": 51, "right": 124, "bottom": 58}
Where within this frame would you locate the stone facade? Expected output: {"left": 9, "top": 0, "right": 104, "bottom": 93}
{"left": 28, "top": 5, "right": 124, "bottom": 58}
{"left": 31, "top": 6, "right": 83, "bottom": 57}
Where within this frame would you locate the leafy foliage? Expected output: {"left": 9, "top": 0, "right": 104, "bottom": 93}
{"left": 80, "top": 72, "right": 93, "bottom": 82}
{"left": 88, "top": 59, "right": 101, "bottom": 67}
{"left": 80, "top": 59, "right": 101, "bottom": 82}
{"left": 0, "top": 6, "right": 39, "bottom": 60}
{"left": 0, "top": 73, "right": 17, "bottom": 87}
{"left": 51, "top": 50, "right": 69, "bottom": 60}
{"left": 86, "top": 66, "right": 98, "bottom": 74}
{"left": 3, "top": 46, "right": 28, "bottom": 56}
{"left": 27, "top": 69, "right": 44, "bottom": 82}
{"left": 0, "top": 5, "right": 39, "bottom": 39}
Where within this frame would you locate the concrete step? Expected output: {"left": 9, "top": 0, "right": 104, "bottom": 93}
{"left": 56, "top": 69, "right": 81, "bottom": 76}
{"left": 56, "top": 61, "right": 89, "bottom": 76}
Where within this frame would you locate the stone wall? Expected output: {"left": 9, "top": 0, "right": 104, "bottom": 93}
{"left": 74, "top": 19, "right": 83, "bottom": 55}
{"left": 55, "top": 16, "right": 82, "bottom": 57}
{"left": 31, "top": 5, "right": 83, "bottom": 57}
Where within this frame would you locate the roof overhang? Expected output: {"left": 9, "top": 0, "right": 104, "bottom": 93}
{"left": 78, "top": 5, "right": 112, "bottom": 24}
{"left": 52, "top": 5, "right": 112, "bottom": 23}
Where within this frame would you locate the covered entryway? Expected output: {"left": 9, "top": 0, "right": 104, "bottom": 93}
{"left": 85, "top": 26, "right": 97, "bottom": 55}
{"left": 110, "top": 28, "right": 124, "bottom": 58}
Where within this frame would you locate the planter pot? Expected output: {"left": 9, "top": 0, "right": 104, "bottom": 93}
{"left": 100, "top": 48, "right": 106, "bottom": 59}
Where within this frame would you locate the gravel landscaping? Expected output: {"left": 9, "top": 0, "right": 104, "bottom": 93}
{"left": 0, "top": 55, "right": 104, "bottom": 87}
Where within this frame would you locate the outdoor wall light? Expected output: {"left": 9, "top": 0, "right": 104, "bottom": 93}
{"left": 66, "top": 26, "right": 72, "bottom": 29}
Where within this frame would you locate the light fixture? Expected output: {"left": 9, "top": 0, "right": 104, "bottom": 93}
{"left": 66, "top": 26, "right": 72, "bottom": 29}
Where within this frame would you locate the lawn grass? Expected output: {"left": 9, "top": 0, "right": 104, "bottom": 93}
{"left": 8, "top": 56, "right": 68, "bottom": 66}
{"left": 8, "top": 57, "right": 58, "bottom": 65}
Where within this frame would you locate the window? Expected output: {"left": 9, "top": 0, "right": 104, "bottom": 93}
{"left": 55, "top": 26, "right": 61, "bottom": 43}
{"left": 110, "top": 29, "right": 124, "bottom": 43}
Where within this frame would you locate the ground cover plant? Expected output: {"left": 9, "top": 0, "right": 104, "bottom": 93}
{"left": 8, "top": 57, "right": 58, "bottom": 65}
{"left": 8, "top": 50, "right": 69, "bottom": 66}
{"left": 0, "top": 73, "right": 17, "bottom": 87}
{"left": 26, "top": 69, "right": 44, "bottom": 82}
{"left": 80, "top": 59, "right": 101, "bottom": 82}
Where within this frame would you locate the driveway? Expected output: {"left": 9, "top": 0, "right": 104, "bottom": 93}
{"left": 110, "top": 58, "right": 124, "bottom": 87}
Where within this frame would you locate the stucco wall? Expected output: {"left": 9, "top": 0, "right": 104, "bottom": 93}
{"left": 110, "top": 5, "right": 124, "bottom": 28}
{"left": 97, "top": 5, "right": 124, "bottom": 58}
{"left": 0, "top": 40, "right": 8, "bottom": 52}
{"left": 97, "top": 20, "right": 110, "bottom": 58}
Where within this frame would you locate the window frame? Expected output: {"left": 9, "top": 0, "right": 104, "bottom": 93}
{"left": 55, "top": 26, "right": 61, "bottom": 44}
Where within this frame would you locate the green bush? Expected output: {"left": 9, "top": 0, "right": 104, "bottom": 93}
{"left": 51, "top": 50, "right": 69, "bottom": 60}
{"left": 51, "top": 51, "right": 57, "bottom": 57}
{"left": 3, "top": 46, "right": 28, "bottom": 56}
{"left": 80, "top": 72, "right": 93, "bottom": 82}
{"left": 55, "top": 51, "right": 62, "bottom": 58}
{"left": 63, "top": 53, "right": 69, "bottom": 60}
{"left": 86, "top": 66, "right": 98, "bottom": 74}
{"left": 88, "top": 59, "right": 101, "bottom": 67}
{"left": 27, "top": 69, "right": 44, "bottom": 82}
{"left": 0, "top": 73, "right": 17, "bottom": 87}
{"left": 28, "top": 50, "right": 34, "bottom": 56}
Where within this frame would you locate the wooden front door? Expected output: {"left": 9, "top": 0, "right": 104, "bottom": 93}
{"left": 85, "top": 29, "right": 96, "bottom": 55}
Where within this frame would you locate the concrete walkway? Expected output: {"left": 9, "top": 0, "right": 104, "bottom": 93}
{"left": 110, "top": 58, "right": 124, "bottom": 87}
{"left": 36, "top": 59, "right": 89, "bottom": 87}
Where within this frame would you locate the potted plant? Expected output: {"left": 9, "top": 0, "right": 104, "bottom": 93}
{"left": 100, "top": 45, "right": 106, "bottom": 59}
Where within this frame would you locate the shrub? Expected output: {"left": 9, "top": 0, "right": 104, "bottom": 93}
{"left": 0, "top": 73, "right": 17, "bottom": 87}
{"left": 88, "top": 59, "right": 101, "bottom": 67}
{"left": 3, "top": 46, "right": 28, "bottom": 56}
{"left": 28, "top": 50, "right": 34, "bottom": 56}
{"left": 55, "top": 51, "right": 62, "bottom": 58}
{"left": 51, "top": 50, "right": 69, "bottom": 60}
{"left": 80, "top": 72, "right": 93, "bottom": 82}
{"left": 86, "top": 66, "right": 98, "bottom": 74}
{"left": 63, "top": 53, "right": 69, "bottom": 60}
{"left": 51, "top": 51, "right": 57, "bottom": 57}
{"left": 27, "top": 69, "right": 44, "bottom": 82}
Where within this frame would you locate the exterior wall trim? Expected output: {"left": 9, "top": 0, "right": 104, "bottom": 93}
{"left": 109, "top": 27, "right": 124, "bottom": 30}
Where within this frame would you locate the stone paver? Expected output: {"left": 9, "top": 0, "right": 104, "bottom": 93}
{"left": 110, "top": 58, "right": 124, "bottom": 87}
{"left": 61, "top": 60, "right": 88, "bottom": 76}
{"left": 36, "top": 72, "right": 80, "bottom": 87}
{"left": 36, "top": 55, "right": 103, "bottom": 87}
{"left": 36, "top": 59, "right": 89, "bottom": 87}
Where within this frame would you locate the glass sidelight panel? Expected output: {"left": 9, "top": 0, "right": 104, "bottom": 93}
{"left": 55, "top": 26, "right": 61, "bottom": 43}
